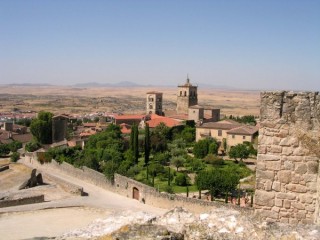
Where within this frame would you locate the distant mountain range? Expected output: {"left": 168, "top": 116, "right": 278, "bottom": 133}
{"left": 2, "top": 81, "right": 239, "bottom": 90}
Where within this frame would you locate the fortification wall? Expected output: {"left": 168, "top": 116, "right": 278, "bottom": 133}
{"left": 255, "top": 91, "right": 320, "bottom": 224}
{"left": 19, "top": 157, "right": 252, "bottom": 214}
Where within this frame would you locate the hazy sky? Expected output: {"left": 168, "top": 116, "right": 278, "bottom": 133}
{"left": 0, "top": 0, "right": 319, "bottom": 90}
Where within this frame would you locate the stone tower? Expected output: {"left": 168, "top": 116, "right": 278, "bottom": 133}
{"left": 176, "top": 76, "right": 198, "bottom": 114}
{"left": 255, "top": 91, "right": 320, "bottom": 224}
{"left": 146, "top": 91, "right": 163, "bottom": 115}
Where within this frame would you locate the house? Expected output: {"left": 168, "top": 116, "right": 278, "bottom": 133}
{"left": 196, "top": 119, "right": 258, "bottom": 152}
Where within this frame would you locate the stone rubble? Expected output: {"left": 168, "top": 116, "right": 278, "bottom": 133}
{"left": 58, "top": 207, "right": 320, "bottom": 240}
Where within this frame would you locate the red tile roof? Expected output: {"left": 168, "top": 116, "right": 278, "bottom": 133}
{"left": 120, "top": 123, "right": 131, "bottom": 134}
{"left": 147, "top": 115, "right": 183, "bottom": 128}
{"left": 114, "top": 114, "right": 145, "bottom": 120}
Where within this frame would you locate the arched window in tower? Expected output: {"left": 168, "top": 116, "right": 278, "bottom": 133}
{"left": 149, "top": 103, "right": 153, "bottom": 109}
{"left": 184, "top": 91, "right": 187, "bottom": 96}
{"left": 180, "top": 91, "right": 182, "bottom": 96}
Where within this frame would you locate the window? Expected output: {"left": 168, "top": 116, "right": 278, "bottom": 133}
{"left": 243, "top": 136, "right": 246, "bottom": 140}
{"left": 184, "top": 91, "right": 187, "bottom": 96}
{"left": 180, "top": 91, "right": 182, "bottom": 96}
{"left": 218, "top": 130, "right": 222, "bottom": 136}
{"left": 149, "top": 104, "right": 153, "bottom": 109}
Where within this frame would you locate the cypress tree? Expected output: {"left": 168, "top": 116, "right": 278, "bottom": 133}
{"left": 133, "top": 124, "right": 139, "bottom": 163}
{"left": 144, "top": 123, "right": 150, "bottom": 166}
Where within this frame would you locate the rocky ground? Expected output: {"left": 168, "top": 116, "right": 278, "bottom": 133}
{"left": 57, "top": 207, "right": 320, "bottom": 240}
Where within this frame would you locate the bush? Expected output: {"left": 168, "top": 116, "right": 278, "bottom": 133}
{"left": 25, "top": 141, "right": 41, "bottom": 152}
{"left": 203, "top": 154, "right": 224, "bottom": 166}
{"left": 175, "top": 173, "right": 189, "bottom": 186}
{"left": 164, "top": 185, "right": 174, "bottom": 194}
{"left": 11, "top": 152, "right": 20, "bottom": 162}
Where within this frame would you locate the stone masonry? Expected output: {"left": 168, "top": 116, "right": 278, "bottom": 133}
{"left": 255, "top": 91, "right": 320, "bottom": 224}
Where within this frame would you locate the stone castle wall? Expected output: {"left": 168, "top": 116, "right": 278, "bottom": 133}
{"left": 255, "top": 91, "right": 320, "bottom": 224}
{"left": 20, "top": 157, "right": 252, "bottom": 215}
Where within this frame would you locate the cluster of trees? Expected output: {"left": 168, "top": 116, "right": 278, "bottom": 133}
{"left": 30, "top": 111, "right": 53, "bottom": 144}
{"left": 196, "top": 168, "right": 240, "bottom": 202}
{"left": 0, "top": 141, "right": 22, "bottom": 162}
{"left": 229, "top": 142, "right": 257, "bottom": 163}
{"left": 228, "top": 115, "right": 256, "bottom": 125}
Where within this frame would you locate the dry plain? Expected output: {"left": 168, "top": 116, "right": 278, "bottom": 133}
{"left": 0, "top": 85, "right": 260, "bottom": 116}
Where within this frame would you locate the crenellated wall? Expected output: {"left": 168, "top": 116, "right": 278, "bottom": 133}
{"left": 255, "top": 91, "right": 320, "bottom": 224}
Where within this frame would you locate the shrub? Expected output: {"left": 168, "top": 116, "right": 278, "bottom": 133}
{"left": 25, "top": 141, "right": 41, "bottom": 152}
{"left": 11, "top": 152, "right": 20, "bottom": 162}
{"left": 164, "top": 185, "right": 174, "bottom": 194}
{"left": 175, "top": 173, "right": 189, "bottom": 186}
{"left": 203, "top": 154, "right": 224, "bottom": 166}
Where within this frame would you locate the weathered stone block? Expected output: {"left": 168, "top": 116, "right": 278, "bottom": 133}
{"left": 257, "top": 154, "right": 280, "bottom": 161}
{"left": 286, "top": 184, "right": 307, "bottom": 193}
{"left": 279, "top": 137, "right": 299, "bottom": 147}
{"left": 293, "top": 147, "right": 308, "bottom": 156}
{"left": 258, "top": 209, "right": 279, "bottom": 219}
{"left": 256, "top": 170, "right": 274, "bottom": 180}
{"left": 269, "top": 145, "right": 282, "bottom": 153}
{"left": 306, "top": 182, "right": 317, "bottom": 193}
{"left": 291, "top": 174, "right": 301, "bottom": 184}
{"left": 284, "top": 200, "right": 291, "bottom": 209}
{"left": 272, "top": 137, "right": 281, "bottom": 145}
{"left": 280, "top": 211, "right": 291, "bottom": 218}
{"left": 266, "top": 161, "right": 281, "bottom": 171}
{"left": 258, "top": 145, "right": 267, "bottom": 154}
{"left": 299, "top": 194, "right": 314, "bottom": 204}
{"left": 291, "top": 202, "right": 305, "bottom": 210}
{"left": 256, "top": 161, "right": 266, "bottom": 171}
{"left": 305, "top": 204, "right": 315, "bottom": 212}
{"left": 265, "top": 180, "right": 272, "bottom": 191}
{"left": 277, "top": 193, "right": 296, "bottom": 200}
{"left": 272, "top": 206, "right": 280, "bottom": 212}
{"left": 272, "top": 181, "right": 281, "bottom": 192}
{"left": 280, "top": 218, "right": 289, "bottom": 223}
{"left": 295, "top": 163, "right": 307, "bottom": 174}
{"left": 283, "top": 161, "right": 294, "bottom": 170}
{"left": 307, "top": 162, "right": 318, "bottom": 174}
{"left": 281, "top": 147, "right": 293, "bottom": 156}
{"left": 278, "top": 170, "right": 291, "bottom": 184}
{"left": 275, "top": 199, "right": 283, "bottom": 207}
{"left": 255, "top": 190, "right": 275, "bottom": 207}
{"left": 303, "top": 174, "right": 317, "bottom": 183}
{"left": 289, "top": 218, "right": 298, "bottom": 224}
{"left": 296, "top": 211, "right": 306, "bottom": 220}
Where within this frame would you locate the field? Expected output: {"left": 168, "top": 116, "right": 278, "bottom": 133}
{"left": 0, "top": 85, "right": 260, "bottom": 116}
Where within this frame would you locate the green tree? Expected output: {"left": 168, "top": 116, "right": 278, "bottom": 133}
{"left": 229, "top": 144, "right": 250, "bottom": 163}
{"left": 0, "top": 144, "right": 10, "bottom": 156}
{"left": 171, "top": 156, "right": 185, "bottom": 172}
{"left": 149, "top": 162, "right": 165, "bottom": 187}
{"left": 193, "top": 138, "right": 218, "bottom": 158}
{"left": 30, "top": 111, "right": 53, "bottom": 144}
{"left": 144, "top": 123, "right": 150, "bottom": 166}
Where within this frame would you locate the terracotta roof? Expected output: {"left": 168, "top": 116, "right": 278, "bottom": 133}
{"left": 120, "top": 123, "right": 131, "bottom": 134}
{"left": 147, "top": 115, "right": 183, "bottom": 128}
{"left": 227, "top": 125, "right": 259, "bottom": 135}
{"left": 114, "top": 114, "right": 145, "bottom": 120}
